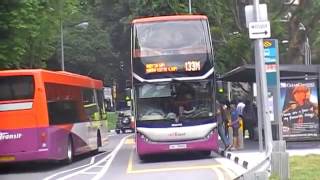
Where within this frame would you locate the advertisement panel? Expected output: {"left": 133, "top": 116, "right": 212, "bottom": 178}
{"left": 280, "top": 80, "right": 319, "bottom": 138}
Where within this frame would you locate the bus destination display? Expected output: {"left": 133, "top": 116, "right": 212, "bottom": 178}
{"left": 145, "top": 60, "right": 201, "bottom": 74}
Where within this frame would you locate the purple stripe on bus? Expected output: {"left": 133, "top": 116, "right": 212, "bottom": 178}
{"left": 136, "top": 132, "right": 218, "bottom": 156}
{"left": 0, "top": 127, "right": 90, "bottom": 163}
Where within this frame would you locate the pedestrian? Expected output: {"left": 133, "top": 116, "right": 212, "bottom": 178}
{"left": 229, "top": 101, "right": 240, "bottom": 150}
{"left": 216, "top": 101, "right": 231, "bottom": 151}
{"left": 236, "top": 100, "right": 245, "bottom": 117}
{"left": 224, "top": 100, "right": 232, "bottom": 142}
{"left": 236, "top": 100, "right": 245, "bottom": 137}
{"left": 243, "top": 100, "right": 256, "bottom": 140}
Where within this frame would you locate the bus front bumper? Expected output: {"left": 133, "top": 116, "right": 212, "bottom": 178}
{"left": 136, "top": 132, "right": 218, "bottom": 156}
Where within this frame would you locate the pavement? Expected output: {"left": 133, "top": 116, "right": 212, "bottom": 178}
{"left": 219, "top": 138, "right": 320, "bottom": 170}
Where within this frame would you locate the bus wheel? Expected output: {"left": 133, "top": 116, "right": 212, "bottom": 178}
{"left": 97, "top": 131, "right": 102, "bottom": 148}
{"left": 116, "top": 129, "right": 120, "bottom": 134}
{"left": 65, "top": 137, "right": 74, "bottom": 164}
{"left": 138, "top": 154, "right": 147, "bottom": 162}
{"left": 201, "top": 151, "right": 211, "bottom": 157}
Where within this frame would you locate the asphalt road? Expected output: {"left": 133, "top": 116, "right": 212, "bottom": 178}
{"left": 0, "top": 133, "right": 246, "bottom": 180}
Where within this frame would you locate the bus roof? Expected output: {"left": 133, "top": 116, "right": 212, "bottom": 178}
{"left": 0, "top": 69, "right": 103, "bottom": 89}
{"left": 132, "top": 15, "right": 208, "bottom": 24}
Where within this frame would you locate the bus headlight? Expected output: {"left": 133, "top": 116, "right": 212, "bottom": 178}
{"left": 206, "top": 129, "right": 216, "bottom": 139}
{"left": 140, "top": 134, "right": 150, "bottom": 142}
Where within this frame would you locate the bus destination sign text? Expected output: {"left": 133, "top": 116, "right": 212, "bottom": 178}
{"left": 145, "top": 63, "right": 177, "bottom": 74}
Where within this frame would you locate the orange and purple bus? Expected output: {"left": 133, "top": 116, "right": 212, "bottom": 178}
{"left": 131, "top": 15, "right": 218, "bottom": 160}
{"left": 0, "top": 69, "right": 108, "bottom": 163}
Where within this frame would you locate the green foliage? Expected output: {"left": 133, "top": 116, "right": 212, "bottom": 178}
{"left": 0, "top": 0, "right": 80, "bottom": 69}
{"left": 2, "top": 0, "right": 320, "bottom": 78}
{"left": 96, "top": 0, "right": 254, "bottom": 75}
{"left": 106, "top": 111, "right": 118, "bottom": 131}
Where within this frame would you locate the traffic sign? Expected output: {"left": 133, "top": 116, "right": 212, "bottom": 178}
{"left": 245, "top": 4, "right": 268, "bottom": 28}
{"left": 264, "top": 39, "right": 277, "bottom": 63}
{"left": 249, "top": 21, "right": 271, "bottom": 39}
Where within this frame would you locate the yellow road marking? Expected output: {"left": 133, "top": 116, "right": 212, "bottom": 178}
{"left": 125, "top": 138, "right": 135, "bottom": 145}
{"left": 127, "top": 150, "right": 134, "bottom": 172}
{"left": 127, "top": 150, "right": 224, "bottom": 174}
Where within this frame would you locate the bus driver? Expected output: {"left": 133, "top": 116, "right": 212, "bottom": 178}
{"left": 176, "top": 84, "right": 196, "bottom": 116}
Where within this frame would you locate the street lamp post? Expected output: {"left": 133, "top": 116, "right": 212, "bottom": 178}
{"left": 305, "top": 37, "right": 311, "bottom": 64}
{"left": 299, "top": 23, "right": 311, "bottom": 65}
{"left": 60, "top": 21, "right": 89, "bottom": 71}
{"left": 60, "top": 19, "right": 65, "bottom": 71}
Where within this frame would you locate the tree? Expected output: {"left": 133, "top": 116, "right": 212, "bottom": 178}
{"left": 0, "top": 0, "right": 62, "bottom": 69}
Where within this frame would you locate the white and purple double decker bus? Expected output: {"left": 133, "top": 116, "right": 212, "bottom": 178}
{"left": 131, "top": 15, "right": 218, "bottom": 159}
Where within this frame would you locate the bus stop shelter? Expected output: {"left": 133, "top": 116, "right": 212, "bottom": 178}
{"left": 221, "top": 64, "right": 320, "bottom": 141}
{"left": 221, "top": 64, "right": 320, "bottom": 83}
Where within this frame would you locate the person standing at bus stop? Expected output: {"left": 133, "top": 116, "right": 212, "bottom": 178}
{"left": 216, "top": 101, "right": 231, "bottom": 151}
{"left": 229, "top": 101, "right": 240, "bottom": 150}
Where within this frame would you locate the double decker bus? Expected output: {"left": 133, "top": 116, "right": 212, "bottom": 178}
{"left": 0, "top": 69, "right": 108, "bottom": 163}
{"left": 131, "top": 15, "right": 218, "bottom": 159}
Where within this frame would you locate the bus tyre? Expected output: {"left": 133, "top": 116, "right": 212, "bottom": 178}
{"left": 201, "top": 151, "right": 211, "bottom": 157}
{"left": 94, "top": 131, "right": 102, "bottom": 154}
{"left": 97, "top": 131, "right": 102, "bottom": 148}
{"left": 65, "top": 137, "right": 74, "bottom": 164}
{"left": 116, "top": 129, "right": 120, "bottom": 134}
{"left": 138, "top": 154, "right": 147, "bottom": 161}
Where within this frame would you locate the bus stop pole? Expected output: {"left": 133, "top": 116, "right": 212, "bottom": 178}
{"left": 255, "top": 65, "right": 264, "bottom": 152}
{"left": 253, "top": 0, "right": 273, "bottom": 154}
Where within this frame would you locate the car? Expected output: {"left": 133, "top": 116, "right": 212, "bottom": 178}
{"left": 115, "top": 112, "right": 134, "bottom": 134}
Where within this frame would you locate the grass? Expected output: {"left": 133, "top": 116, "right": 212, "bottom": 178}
{"left": 289, "top": 154, "right": 320, "bottom": 180}
{"left": 270, "top": 154, "right": 320, "bottom": 180}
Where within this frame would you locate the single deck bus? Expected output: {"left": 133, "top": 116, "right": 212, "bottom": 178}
{"left": 131, "top": 15, "right": 218, "bottom": 159}
{"left": 0, "top": 69, "right": 108, "bottom": 163}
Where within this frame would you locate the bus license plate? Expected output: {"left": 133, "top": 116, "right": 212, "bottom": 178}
{"left": 0, "top": 156, "right": 15, "bottom": 162}
{"left": 169, "top": 144, "right": 187, "bottom": 150}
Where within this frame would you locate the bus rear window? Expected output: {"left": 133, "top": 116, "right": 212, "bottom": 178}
{"left": 0, "top": 76, "right": 35, "bottom": 101}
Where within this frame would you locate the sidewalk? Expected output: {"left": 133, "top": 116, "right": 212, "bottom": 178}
{"left": 219, "top": 138, "right": 320, "bottom": 170}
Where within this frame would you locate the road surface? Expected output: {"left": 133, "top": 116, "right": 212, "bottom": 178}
{"left": 0, "top": 133, "right": 246, "bottom": 180}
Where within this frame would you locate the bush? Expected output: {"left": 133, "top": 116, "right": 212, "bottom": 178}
{"left": 106, "top": 112, "right": 118, "bottom": 131}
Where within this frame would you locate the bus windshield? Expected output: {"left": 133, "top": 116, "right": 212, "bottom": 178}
{"left": 137, "top": 81, "right": 213, "bottom": 121}
{"left": 134, "top": 20, "right": 210, "bottom": 57}
{"left": 132, "top": 19, "right": 213, "bottom": 79}
{"left": 0, "top": 76, "right": 35, "bottom": 101}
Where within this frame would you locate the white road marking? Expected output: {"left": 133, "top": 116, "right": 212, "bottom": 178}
{"left": 220, "top": 166, "right": 238, "bottom": 179}
{"left": 80, "top": 172, "right": 99, "bottom": 175}
{"left": 43, "top": 152, "right": 107, "bottom": 180}
{"left": 212, "top": 167, "right": 225, "bottom": 180}
{"left": 214, "top": 157, "right": 246, "bottom": 177}
{"left": 92, "top": 135, "right": 132, "bottom": 180}
{"left": 56, "top": 135, "right": 131, "bottom": 180}
{"left": 56, "top": 154, "right": 112, "bottom": 180}
{"left": 93, "top": 165, "right": 104, "bottom": 168}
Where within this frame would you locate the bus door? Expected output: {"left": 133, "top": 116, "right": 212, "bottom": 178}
{"left": 0, "top": 75, "right": 40, "bottom": 156}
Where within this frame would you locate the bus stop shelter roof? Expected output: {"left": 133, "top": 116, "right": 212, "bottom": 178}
{"left": 221, "top": 64, "right": 320, "bottom": 82}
